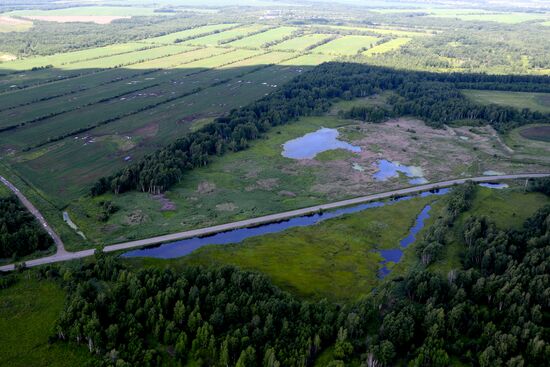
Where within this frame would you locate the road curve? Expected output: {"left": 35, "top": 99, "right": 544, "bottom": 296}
{"left": 1, "top": 173, "right": 549, "bottom": 272}
{"left": 0, "top": 175, "right": 67, "bottom": 255}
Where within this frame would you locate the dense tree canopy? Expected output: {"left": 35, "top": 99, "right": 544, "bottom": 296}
{"left": 0, "top": 195, "right": 53, "bottom": 258}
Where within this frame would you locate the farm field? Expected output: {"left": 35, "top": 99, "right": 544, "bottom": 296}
{"left": 0, "top": 16, "right": 33, "bottom": 32}
{"left": 184, "top": 24, "right": 270, "bottom": 46}
{"left": 140, "top": 23, "right": 238, "bottom": 44}
{"left": 6, "top": 6, "right": 169, "bottom": 18}
{"left": 462, "top": 89, "right": 550, "bottom": 113}
{"left": 271, "top": 33, "right": 334, "bottom": 51}
{"left": 363, "top": 37, "right": 412, "bottom": 55}
{"left": 227, "top": 26, "right": 298, "bottom": 48}
{"left": 312, "top": 35, "right": 380, "bottom": 55}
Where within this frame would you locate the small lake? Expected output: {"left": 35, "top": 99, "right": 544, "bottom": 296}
{"left": 373, "top": 159, "right": 427, "bottom": 185}
{"left": 281, "top": 127, "right": 361, "bottom": 159}
{"left": 377, "top": 204, "right": 432, "bottom": 278}
{"left": 122, "top": 189, "right": 450, "bottom": 259}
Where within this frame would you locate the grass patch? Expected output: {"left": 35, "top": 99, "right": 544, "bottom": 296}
{"left": 312, "top": 35, "right": 380, "bottom": 55}
{"left": 462, "top": 89, "right": 550, "bottom": 113}
{"left": 0, "top": 276, "right": 93, "bottom": 367}
{"left": 519, "top": 125, "right": 550, "bottom": 142}
{"left": 363, "top": 37, "right": 412, "bottom": 56}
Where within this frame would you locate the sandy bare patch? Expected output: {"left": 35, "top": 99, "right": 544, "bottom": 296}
{"left": 21, "top": 15, "right": 129, "bottom": 24}
{"left": 0, "top": 53, "right": 16, "bottom": 62}
{"left": 197, "top": 181, "right": 216, "bottom": 194}
{"left": 152, "top": 194, "right": 177, "bottom": 211}
{"left": 0, "top": 16, "right": 32, "bottom": 25}
{"left": 216, "top": 202, "right": 238, "bottom": 212}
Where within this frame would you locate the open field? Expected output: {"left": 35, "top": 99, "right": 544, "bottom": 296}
{"left": 0, "top": 16, "right": 33, "bottom": 32}
{"left": 504, "top": 124, "right": 550, "bottom": 167}
{"left": 0, "top": 276, "right": 93, "bottom": 367}
{"left": 363, "top": 37, "right": 412, "bottom": 55}
{"left": 140, "top": 23, "right": 238, "bottom": 44}
{"left": 271, "top": 33, "right": 334, "bottom": 51}
{"left": 312, "top": 35, "right": 380, "bottom": 55}
{"left": 185, "top": 24, "right": 270, "bottom": 46}
{"left": 227, "top": 26, "right": 298, "bottom": 48}
{"left": 64, "top": 95, "right": 549, "bottom": 247}
{"left": 519, "top": 125, "right": 550, "bottom": 142}
{"left": 462, "top": 89, "right": 550, "bottom": 113}
{"left": 426, "top": 10, "right": 550, "bottom": 24}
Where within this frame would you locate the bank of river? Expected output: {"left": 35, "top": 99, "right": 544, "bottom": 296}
{"left": 122, "top": 188, "right": 450, "bottom": 259}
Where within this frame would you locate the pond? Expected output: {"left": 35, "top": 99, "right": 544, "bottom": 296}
{"left": 377, "top": 204, "right": 432, "bottom": 278}
{"left": 122, "top": 189, "right": 450, "bottom": 259}
{"left": 373, "top": 159, "right": 428, "bottom": 185}
{"left": 281, "top": 127, "right": 361, "bottom": 159}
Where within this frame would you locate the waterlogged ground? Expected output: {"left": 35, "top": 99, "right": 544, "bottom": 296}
{"left": 68, "top": 97, "right": 549, "bottom": 247}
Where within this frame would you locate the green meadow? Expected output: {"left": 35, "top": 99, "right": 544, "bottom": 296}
{"left": 0, "top": 276, "right": 93, "bottom": 367}
{"left": 462, "top": 89, "right": 550, "bottom": 113}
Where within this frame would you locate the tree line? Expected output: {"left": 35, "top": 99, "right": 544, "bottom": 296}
{"left": 91, "top": 62, "right": 550, "bottom": 196}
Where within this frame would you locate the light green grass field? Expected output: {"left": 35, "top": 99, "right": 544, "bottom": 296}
{"left": 363, "top": 37, "right": 411, "bottom": 55}
{"left": 312, "top": 35, "right": 380, "bottom": 55}
{"left": 427, "top": 10, "right": 550, "bottom": 24}
{"left": 141, "top": 23, "right": 238, "bottom": 44}
{"left": 0, "top": 276, "right": 93, "bottom": 367}
{"left": 324, "top": 25, "right": 431, "bottom": 38}
{"left": 185, "top": 24, "right": 269, "bottom": 46}
{"left": 129, "top": 195, "right": 437, "bottom": 302}
{"left": 0, "top": 16, "right": 33, "bottom": 32}
{"left": 462, "top": 89, "right": 550, "bottom": 113}
{"left": 228, "top": 26, "right": 298, "bottom": 48}
{"left": 271, "top": 33, "right": 334, "bottom": 51}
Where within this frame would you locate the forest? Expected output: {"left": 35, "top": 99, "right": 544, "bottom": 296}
{"left": 91, "top": 63, "right": 550, "bottom": 195}
{"left": 3, "top": 181, "right": 542, "bottom": 366}
{"left": 0, "top": 195, "right": 52, "bottom": 259}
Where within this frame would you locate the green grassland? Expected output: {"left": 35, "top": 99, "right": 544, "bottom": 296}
{"left": 271, "top": 33, "right": 334, "bottom": 51}
{"left": 185, "top": 24, "right": 270, "bottom": 46}
{"left": 462, "top": 89, "right": 550, "bottom": 113}
{"left": 130, "top": 194, "right": 439, "bottom": 302}
{"left": 504, "top": 124, "right": 550, "bottom": 166}
{"left": 426, "top": 10, "right": 550, "bottom": 24}
{"left": 322, "top": 25, "right": 431, "bottom": 38}
{"left": 227, "top": 26, "right": 298, "bottom": 48}
{"left": 139, "top": 23, "right": 238, "bottom": 44}
{"left": 363, "top": 37, "right": 411, "bottom": 55}
{"left": 0, "top": 17, "right": 33, "bottom": 33}
{"left": 0, "top": 276, "right": 93, "bottom": 367}
{"left": 312, "top": 35, "right": 380, "bottom": 55}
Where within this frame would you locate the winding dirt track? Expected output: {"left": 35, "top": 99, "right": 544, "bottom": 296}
{"left": 1, "top": 173, "right": 549, "bottom": 272}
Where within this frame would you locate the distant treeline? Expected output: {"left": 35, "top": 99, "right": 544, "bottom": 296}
{"left": 0, "top": 195, "right": 52, "bottom": 258}
{"left": 91, "top": 63, "right": 550, "bottom": 195}
{"left": 28, "top": 185, "right": 550, "bottom": 366}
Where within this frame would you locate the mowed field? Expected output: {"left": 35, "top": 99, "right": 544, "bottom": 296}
{"left": 462, "top": 89, "right": 550, "bottom": 113}
{"left": 0, "top": 21, "right": 473, "bottom": 249}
